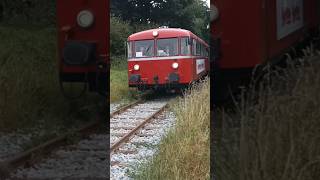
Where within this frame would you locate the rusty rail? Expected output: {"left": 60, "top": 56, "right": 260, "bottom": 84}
{"left": 111, "top": 103, "right": 168, "bottom": 153}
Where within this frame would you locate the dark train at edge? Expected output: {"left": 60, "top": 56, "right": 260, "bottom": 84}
{"left": 56, "top": 0, "right": 108, "bottom": 98}
{"left": 210, "top": 0, "right": 320, "bottom": 103}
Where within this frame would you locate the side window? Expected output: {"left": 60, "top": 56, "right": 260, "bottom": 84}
{"left": 180, "top": 37, "right": 191, "bottom": 55}
{"left": 201, "top": 44, "right": 207, "bottom": 57}
{"left": 192, "top": 39, "right": 197, "bottom": 55}
{"left": 205, "top": 47, "right": 209, "bottom": 57}
{"left": 127, "top": 41, "right": 132, "bottom": 58}
{"left": 196, "top": 40, "right": 201, "bottom": 56}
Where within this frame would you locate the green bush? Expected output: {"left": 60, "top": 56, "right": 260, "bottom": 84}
{"left": 110, "top": 16, "right": 132, "bottom": 57}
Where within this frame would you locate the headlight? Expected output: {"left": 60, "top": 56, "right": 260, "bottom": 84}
{"left": 172, "top": 62, "right": 179, "bottom": 69}
{"left": 134, "top": 64, "right": 140, "bottom": 70}
{"left": 77, "top": 10, "right": 94, "bottom": 28}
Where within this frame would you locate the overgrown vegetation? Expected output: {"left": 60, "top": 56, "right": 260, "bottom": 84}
{"left": 214, "top": 49, "right": 320, "bottom": 180}
{"left": 134, "top": 78, "right": 210, "bottom": 180}
{"left": 110, "top": 55, "right": 139, "bottom": 103}
{"left": 0, "top": 0, "right": 56, "bottom": 26}
{"left": 0, "top": 26, "right": 99, "bottom": 132}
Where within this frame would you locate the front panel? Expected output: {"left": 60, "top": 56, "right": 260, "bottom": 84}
{"left": 56, "top": 0, "right": 108, "bottom": 73}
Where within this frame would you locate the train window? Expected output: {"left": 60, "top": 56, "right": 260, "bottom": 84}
{"left": 192, "top": 39, "right": 197, "bottom": 55}
{"left": 196, "top": 40, "right": 201, "bottom": 56}
{"left": 200, "top": 44, "right": 207, "bottom": 57}
{"left": 127, "top": 41, "right": 132, "bottom": 58}
{"left": 157, "top": 38, "right": 178, "bottom": 57}
{"left": 180, "top": 37, "right": 191, "bottom": 55}
{"left": 205, "top": 47, "right": 209, "bottom": 57}
{"left": 134, "top": 40, "right": 154, "bottom": 58}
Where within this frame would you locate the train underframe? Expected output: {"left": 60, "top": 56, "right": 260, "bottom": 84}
{"left": 60, "top": 71, "right": 108, "bottom": 98}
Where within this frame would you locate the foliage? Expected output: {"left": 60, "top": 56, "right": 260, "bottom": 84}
{"left": 110, "top": 17, "right": 132, "bottom": 57}
{"left": 110, "top": 55, "right": 139, "bottom": 103}
{"left": 111, "top": 0, "right": 210, "bottom": 42}
{"left": 0, "top": 26, "right": 99, "bottom": 131}
{"left": 214, "top": 52, "right": 320, "bottom": 180}
{"left": 0, "top": 0, "right": 56, "bottom": 26}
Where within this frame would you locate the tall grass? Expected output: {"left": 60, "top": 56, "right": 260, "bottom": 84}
{"left": 134, "top": 78, "right": 210, "bottom": 180}
{"left": 214, "top": 52, "right": 320, "bottom": 180}
{"left": 0, "top": 26, "right": 99, "bottom": 132}
{"left": 110, "top": 55, "right": 137, "bottom": 103}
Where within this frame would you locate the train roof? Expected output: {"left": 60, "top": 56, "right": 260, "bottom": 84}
{"left": 128, "top": 28, "right": 208, "bottom": 47}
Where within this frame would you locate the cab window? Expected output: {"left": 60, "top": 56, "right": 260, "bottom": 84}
{"left": 134, "top": 40, "right": 154, "bottom": 58}
{"left": 157, "top": 38, "right": 178, "bottom": 56}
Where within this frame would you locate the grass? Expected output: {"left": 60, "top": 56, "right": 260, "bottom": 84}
{"left": 133, "top": 78, "right": 210, "bottom": 180}
{"left": 110, "top": 55, "right": 138, "bottom": 103}
{"left": 0, "top": 25, "right": 101, "bottom": 133}
{"left": 214, "top": 49, "right": 320, "bottom": 180}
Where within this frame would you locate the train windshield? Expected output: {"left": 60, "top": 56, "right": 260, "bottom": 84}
{"left": 134, "top": 40, "right": 154, "bottom": 58}
{"left": 157, "top": 38, "right": 178, "bottom": 57}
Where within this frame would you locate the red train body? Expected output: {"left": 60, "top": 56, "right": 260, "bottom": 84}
{"left": 211, "top": 0, "right": 320, "bottom": 101}
{"left": 56, "top": 0, "right": 108, "bottom": 96}
{"left": 127, "top": 28, "right": 209, "bottom": 91}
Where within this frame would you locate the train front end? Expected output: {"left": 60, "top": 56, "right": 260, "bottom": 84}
{"left": 127, "top": 28, "right": 209, "bottom": 91}
{"left": 56, "top": 0, "right": 108, "bottom": 97}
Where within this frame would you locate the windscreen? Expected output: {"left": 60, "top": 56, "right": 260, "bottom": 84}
{"left": 157, "top": 38, "right": 178, "bottom": 56}
{"left": 134, "top": 40, "right": 154, "bottom": 58}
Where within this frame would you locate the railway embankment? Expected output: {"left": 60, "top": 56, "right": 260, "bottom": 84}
{"left": 133, "top": 78, "right": 210, "bottom": 179}
{"left": 214, "top": 50, "right": 320, "bottom": 179}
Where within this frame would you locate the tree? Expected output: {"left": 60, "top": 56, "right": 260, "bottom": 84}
{"left": 0, "top": 0, "right": 55, "bottom": 25}
{"left": 111, "top": 0, "right": 210, "bottom": 42}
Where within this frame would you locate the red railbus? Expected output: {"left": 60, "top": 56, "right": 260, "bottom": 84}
{"left": 56, "top": 0, "right": 108, "bottom": 97}
{"left": 210, "top": 0, "right": 320, "bottom": 102}
{"left": 127, "top": 28, "right": 209, "bottom": 91}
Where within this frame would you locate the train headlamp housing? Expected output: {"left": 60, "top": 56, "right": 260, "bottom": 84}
{"left": 77, "top": 10, "right": 94, "bottom": 28}
{"left": 152, "top": 31, "right": 159, "bottom": 37}
{"left": 134, "top": 64, "right": 140, "bottom": 71}
{"left": 172, "top": 62, "right": 179, "bottom": 69}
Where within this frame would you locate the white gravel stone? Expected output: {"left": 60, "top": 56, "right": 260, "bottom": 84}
{"left": 9, "top": 133, "right": 109, "bottom": 179}
{"left": 111, "top": 109, "right": 176, "bottom": 180}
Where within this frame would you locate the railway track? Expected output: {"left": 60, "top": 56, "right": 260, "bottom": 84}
{"left": 0, "top": 94, "right": 175, "bottom": 179}
{"left": 110, "top": 98, "right": 175, "bottom": 179}
{"left": 0, "top": 104, "right": 107, "bottom": 179}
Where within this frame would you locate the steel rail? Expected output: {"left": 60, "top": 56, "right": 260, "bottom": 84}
{"left": 1, "top": 108, "right": 105, "bottom": 179}
{"left": 110, "top": 103, "right": 168, "bottom": 153}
